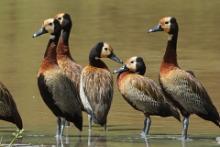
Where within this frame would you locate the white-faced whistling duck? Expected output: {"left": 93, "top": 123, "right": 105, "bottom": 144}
{"left": 55, "top": 13, "right": 83, "bottom": 127}
{"left": 0, "top": 82, "right": 23, "bottom": 130}
{"left": 148, "top": 17, "right": 220, "bottom": 139}
{"left": 33, "top": 18, "right": 82, "bottom": 137}
{"left": 80, "top": 42, "right": 123, "bottom": 131}
{"left": 114, "top": 56, "right": 180, "bottom": 137}
{"left": 55, "top": 13, "right": 82, "bottom": 94}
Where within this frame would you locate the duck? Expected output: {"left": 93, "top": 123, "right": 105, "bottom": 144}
{"left": 80, "top": 42, "right": 123, "bottom": 131}
{"left": 55, "top": 13, "right": 82, "bottom": 95}
{"left": 114, "top": 56, "right": 180, "bottom": 137}
{"left": 33, "top": 18, "right": 82, "bottom": 137}
{"left": 0, "top": 82, "right": 23, "bottom": 130}
{"left": 148, "top": 16, "right": 220, "bottom": 139}
{"left": 54, "top": 13, "right": 83, "bottom": 128}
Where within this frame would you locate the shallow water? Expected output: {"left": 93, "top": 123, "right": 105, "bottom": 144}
{"left": 0, "top": 0, "right": 219, "bottom": 146}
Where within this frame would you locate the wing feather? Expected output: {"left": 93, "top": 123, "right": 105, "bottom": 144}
{"left": 160, "top": 69, "right": 219, "bottom": 117}
{"left": 44, "top": 69, "right": 82, "bottom": 117}
{"left": 120, "top": 74, "right": 173, "bottom": 115}
{"left": 80, "top": 66, "right": 113, "bottom": 125}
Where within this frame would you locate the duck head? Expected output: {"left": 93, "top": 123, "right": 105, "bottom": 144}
{"left": 89, "top": 42, "right": 123, "bottom": 64}
{"left": 148, "top": 17, "right": 178, "bottom": 35}
{"left": 33, "top": 18, "right": 61, "bottom": 38}
{"left": 55, "top": 13, "right": 72, "bottom": 30}
{"left": 114, "top": 56, "right": 146, "bottom": 75}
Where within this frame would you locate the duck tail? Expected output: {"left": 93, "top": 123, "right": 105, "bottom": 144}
{"left": 14, "top": 112, "right": 23, "bottom": 130}
{"left": 172, "top": 109, "right": 181, "bottom": 122}
{"left": 169, "top": 106, "right": 181, "bottom": 122}
{"left": 69, "top": 112, "right": 83, "bottom": 131}
{"left": 213, "top": 115, "right": 220, "bottom": 128}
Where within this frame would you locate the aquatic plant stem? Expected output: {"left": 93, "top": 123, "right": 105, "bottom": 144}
{"left": 8, "top": 129, "right": 24, "bottom": 147}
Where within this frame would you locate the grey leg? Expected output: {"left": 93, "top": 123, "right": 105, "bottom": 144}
{"left": 88, "top": 114, "right": 92, "bottom": 131}
{"left": 104, "top": 123, "right": 107, "bottom": 132}
{"left": 141, "top": 117, "right": 151, "bottom": 138}
{"left": 60, "top": 118, "right": 65, "bottom": 136}
{"left": 143, "top": 117, "right": 151, "bottom": 135}
{"left": 182, "top": 117, "right": 189, "bottom": 140}
{"left": 56, "top": 135, "right": 64, "bottom": 147}
{"left": 65, "top": 120, "right": 70, "bottom": 127}
{"left": 56, "top": 117, "right": 65, "bottom": 137}
{"left": 88, "top": 114, "right": 92, "bottom": 146}
{"left": 56, "top": 117, "right": 62, "bottom": 137}
{"left": 63, "top": 119, "right": 70, "bottom": 137}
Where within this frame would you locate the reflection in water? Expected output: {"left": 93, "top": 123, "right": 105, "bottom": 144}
{"left": 55, "top": 134, "right": 107, "bottom": 147}
{"left": 144, "top": 137, "right": 150, "bottom": 147}
{"left": 87, "top": 135, "right": 107, "bottom": 147}
{"left": 181, "top": 140, "right": 186, "bottom": 147}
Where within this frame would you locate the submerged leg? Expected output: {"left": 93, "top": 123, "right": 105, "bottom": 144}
{"left": 88, "top": 114, "right": 92, "bottom": 132}
{"left": 60, "top": 118, "right": 65, "bottom": 136}
{"left": 141, "top": 116, "right": 151, "bottom": 137}
{"left": 64, "top": 120, "right": 70, "bottom": 137}
{"left": 56, "top": 135, "right": 64, "bottom": 147}
{"left": 56, "top": 117, "right": 66, "bottom": 137}
{"left": 104, "top": 123, "right": 107, "bottom": 132}
{"left": 56, "top": 117, "right": 62, "bottom": 137}
{"left": 65, "top": 120, "right": 70, "bottom": 127}
{"left": 88, "top": 114, "right": 92, "bottom": 146}
{"left": 182, "top": 117, "right": 189, "bottom": 140}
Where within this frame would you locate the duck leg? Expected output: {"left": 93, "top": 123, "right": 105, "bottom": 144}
{"left": 65, "top": 120, "right": 70, "bottom": 127}
{"left": 64, "top": 120, "right": 70, "bottom": 137}
{"left": 88, "top": 114, "right": 92, "bottom": 131}
{"left": 56, "top": 117, "right": 62, "bottom": 137}
{"left": 182, "top": 116, "right": 189, "bottom": 140}
{"left": 56, "top": 134, "right": 64, "bottom": 147}
{"left": 104, "top": 123, "right": 107, "bottom": 131}
{"left": 141, "top": 116, "right": 151, "bottom": 137}
{"left": 56, "top": 117, "right": 66, "bottom": 137}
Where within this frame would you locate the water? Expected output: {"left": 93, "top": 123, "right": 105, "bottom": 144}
{"left": 0, "top": 0, "right": 219, "bottom": 146}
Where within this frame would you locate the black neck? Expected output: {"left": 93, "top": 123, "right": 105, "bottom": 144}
{"left": 163, "top": 32, "right": 178, "bottom": 65}
{"left": 89, "top": 55, "right": 107, "bottom": 68}
{"left": 56, "top": 28, "right": 73, "bottom": 59}
{"left": 61, "top": 27, "right": 71, "bottom": 46}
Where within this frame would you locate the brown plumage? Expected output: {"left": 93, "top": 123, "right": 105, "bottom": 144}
{"left": 33, "top": 18, "right": 82, "bottom": 137}
{"left": 55, "top": 13, "right": 82, "bottom": 94}
{"left": 114, "top": 56, "right": 180, "bottom": 136}
{"left": 80, "top": 42, "right": 122, "bottom": 131}
{"left": 0, "top": 82, "right": 23, "bottom": 130}
{"left": 54, "top": 13, "right": 83, "bottom": 128}
{"left": 148, "top": 16, "right": 220, "bottom": 139}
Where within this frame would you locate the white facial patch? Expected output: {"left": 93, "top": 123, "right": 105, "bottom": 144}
{"left": 101, "top": 43, "right": 111, "bottom": 58}
{"left": 44, "top": 18, "right": 55, "bottom": 34}
{"left": 47, "top": 23, "right": 55, "bottom": 34}
{"left": 126, "top": 56, "right": 138, "bottom": 72}
{"left": 57, "top": 17, "right": 63, "bottom": 25}
{"left": 163, "top": 17, "right": 172, "bottom": 29}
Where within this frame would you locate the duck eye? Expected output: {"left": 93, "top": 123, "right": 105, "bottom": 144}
{"left": 165, "top": 21, "right": 169, "bottom": 24}
{"left": 58, "top": 17, "right": 62, "bottom": 20}
{"left": 131, "top": 61, "right": 134, "bottom": 64}
{"left": 49, "top": 22, "right": 53, "bottom": 26}
{"left": 104, "top": 48, "right": 108, "bottom": 51}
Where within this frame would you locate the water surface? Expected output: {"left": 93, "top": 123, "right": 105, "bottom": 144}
{"left": 0, "top": 0, "right": 219, "bottom": 146}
